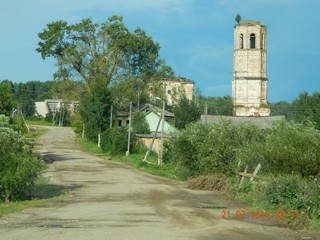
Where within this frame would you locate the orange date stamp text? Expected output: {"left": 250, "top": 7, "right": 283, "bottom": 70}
{"left": 221, "top": 209, "right": 298, "bottom": 221}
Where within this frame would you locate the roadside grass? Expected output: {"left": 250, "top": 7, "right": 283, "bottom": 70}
{"left": 74, "top": 135, "right": 320, "bottom": 232}
{"left": 75, "top": 136, "right": 187, "bottom": 181}
{"left": 24, "top": 127, "right": 47, "bottom": 139}
{"left": 234, "top": 177, "right": 320, "bottom": 231}
{"left": 0, "top": 177, "right": 69, "bottom": 217}
{"left": 76, "top": 137, "right": 104, "bottom": 155}
{"left": 27, "top": 120, "right": 54, "bottom": 126}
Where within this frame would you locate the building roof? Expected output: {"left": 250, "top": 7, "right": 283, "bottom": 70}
{"left": 118, "top": 103, "right": 175, "bottom": 118}
{"left": 141, "top": 104, "right": 175, "bottom": 118}
{"left": 201, "top": 115, "right": 285, "bottom": 128}
{"left": 136, "top": 132, "right": 173, "bottom": 138}
{"left": 161, "top": 77, "right": 194, "bottom": 84}
{"left": 235, "top": 20, "right": 266, "bottom": 27}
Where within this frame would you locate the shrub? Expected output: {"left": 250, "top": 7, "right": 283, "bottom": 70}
{"left": 252, "top": 174, "right": 320, "bottom": 221}
{"left": 0, "top": 114, "right": 10, "bottom": 128}
{"left": 166, "top": 120, "right": 264, "bottom": 177}
{"left": 131, "top": 112, "right": 150, "bottom": 134}
{"left": 0, "top": 127, "right": 45, "bottom": 202}
{"left": 258, "top": 175, "right": 303, "bottom": 209}
{"left": 70, "top": 113, "right": 83, "bottom": 135}
{"left": 28, "top": 115, "right": 43, "bottom": 121}
{"left": 237, "top": 121, "right": 320, "bottom": 177}
{"left": 101, "top": 127, "right": 137, "bottom": 155}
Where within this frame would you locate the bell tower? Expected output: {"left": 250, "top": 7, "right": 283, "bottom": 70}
{"left": 232, "top": 20, "right": 270, "bottom": 116}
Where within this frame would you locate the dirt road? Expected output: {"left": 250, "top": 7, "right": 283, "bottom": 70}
{"left": 0, "top": 127, "right": 317, "bottom": 239}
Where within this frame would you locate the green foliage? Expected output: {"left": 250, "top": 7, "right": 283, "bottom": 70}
{"left": 291, "top": 91, "right": 320, "bottom": 130}
{"left": 28, "top": 115, "right": 42, "bottom": 121}
{"left": 36, "top": 16, "right": 173, "bottom": 90}
{"left": 101, "top": 127, "right": 137, "bottom": 155}
{"left": 165, "top": 120, "right": 263, "bottom": 177}
{"left": 173, "top": 95, "right": 201, "bottom": 129}
{"left": 259, "top": 175, "right": 302, "bottom": 209}
{"left": 131, "top": 112, "right": 150, "bottom": 134}
{"left": 270, "top": 91, "right": 320, "bottom": 130}
{"left": 253, "top": 175, "right": 320, "bottom": 220}
{"left": 0, "top": 127, "right": 45, "bottom": 202}
{"left": 301, "top": 177, "right": 320, "bottom": 219}
{"left": 199, "top": 96, "right": 233, "bottom": 116}
{"left": 269, "top": 101, "right": 292, "bottom": 118}
{"left": 79, "top": 78, "right": 112, "bottom": 142}
{"left": 0, "top": 114, "right": 10, "bottom": 128}
{"left": 70, "top": 113, "right": 83, "bottom": 135}
{"left": 0, "top": 80, "right": 15, "bottom": 116}
{"left": 237, "top": 121, "right": 320, "bottom": 177}
{"left": 13, "top": 83, "right": 36, "bottom": 118}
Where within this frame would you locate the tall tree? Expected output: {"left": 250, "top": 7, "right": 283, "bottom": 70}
{"left": 291, "top": 91, "right": 320, "bottom": 129}
{"left": 36, "top": 16, "right": 173, "bottom": 93}
{"left": 14, "top": 83, "right": 35, "bottom": 118}
{"left": 173, "top": 95, "right": 201, "bottom": 129}
{"left": 0, "top": 80, "right": 15, "bottom": 116}
{"left": 79, "top": 77, "right": 112, "bottom": 144}
{"left": 200, "top": 96, "right": 233, "bottom": 116}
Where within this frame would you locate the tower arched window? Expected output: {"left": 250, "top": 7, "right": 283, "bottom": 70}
{"left": 250, "top": 33, "right": 256, "bottom": 48}
{"left": 239, "top": 34, "right": 243, "bottom": 49}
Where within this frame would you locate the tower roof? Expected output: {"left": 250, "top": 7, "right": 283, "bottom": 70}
{"left": 235, "top": 20, "right": 266, "bottom": 27}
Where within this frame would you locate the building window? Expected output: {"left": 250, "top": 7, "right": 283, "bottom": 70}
{"left": 250, "top": 33, "right": 256, "bottom": 48}
{"left": 167, "top": 90, "right": 171, "bottom": 94}
{"left": 118, "top": 120, "right": 122, "bottom": 126}
{"left": 240, "top": 34, "right": 243, "bottom": 49}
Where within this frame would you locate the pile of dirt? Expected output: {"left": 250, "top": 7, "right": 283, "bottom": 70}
{"left": 187, "top": 174, "right": 228, "bottom": 191}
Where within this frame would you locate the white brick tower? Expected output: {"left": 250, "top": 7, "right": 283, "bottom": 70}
{"left": 232, "top": 20, "right": 270, "bottom": 116}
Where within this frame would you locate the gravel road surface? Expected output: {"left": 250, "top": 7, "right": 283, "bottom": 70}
{"left": 0, "top": 127, "right": 318, "bottom": 240}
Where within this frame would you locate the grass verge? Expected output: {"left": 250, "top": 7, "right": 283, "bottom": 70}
{"left": 0, "top": 177, "right": 69, "bottom": 216}
{"left": 75, "top": 136, "right": 187, "bottom": 181}
{"left": 27, "top": 120, "right": 56, "bottom": 126}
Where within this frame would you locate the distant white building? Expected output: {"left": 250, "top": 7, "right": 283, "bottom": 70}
{"left": 162, "top": 78, "right": 194, "bottom": 106}
{"left": 35, "top": 99, "right": 78, "bottom": 117}
{"left": 149, "top": 78, "right": 194, "bottom": 106}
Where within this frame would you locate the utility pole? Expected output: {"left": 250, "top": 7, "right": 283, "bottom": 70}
{"left": 204, "top": 102, "right": 208, "bottom": 124}
{"left": 158, "top": 100, "right": 165, "bottom": 166}
{"left": 110, "top": 105, "right": 113, "bottom": 128}
{"left": 126, "top": 101, "right": 132, "bottom": 156}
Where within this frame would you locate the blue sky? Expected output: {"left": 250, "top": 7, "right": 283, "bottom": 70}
{"left": 0, "top": 0, "right": 319, "bottom": 102}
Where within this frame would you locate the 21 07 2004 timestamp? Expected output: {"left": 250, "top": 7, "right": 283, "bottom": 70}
{"left": 221, "top": 209, "right": 299, "bottom": 220}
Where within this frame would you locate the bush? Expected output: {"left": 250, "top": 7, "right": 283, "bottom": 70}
{"left": 131, "top": 112, "right": 150, "bottom": 134}
{"left": 27, "top": 115, "right": 43, "bottom": 121}
{"left": 253, "top": 174, "right": 320, "bottom": 221}
{"left": 70, "top": 113, "right": 83, "bottom": 135}
{"left": 258, "top": 175, "right": 303, "bottom": 209}
{"left": 101, "top": 127, "right": 137, "bottom": 155}
{"left": 165, "top": 120, "right": 264, "bottom": 177}
{"left": 237, "top": 121, "right": 320, "bottom": 177}
{"left": 0, "top": 127, "right": 45, "bottom": 202}
{"left": 0, "top": 114, "right": 10, "bottom": 128}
